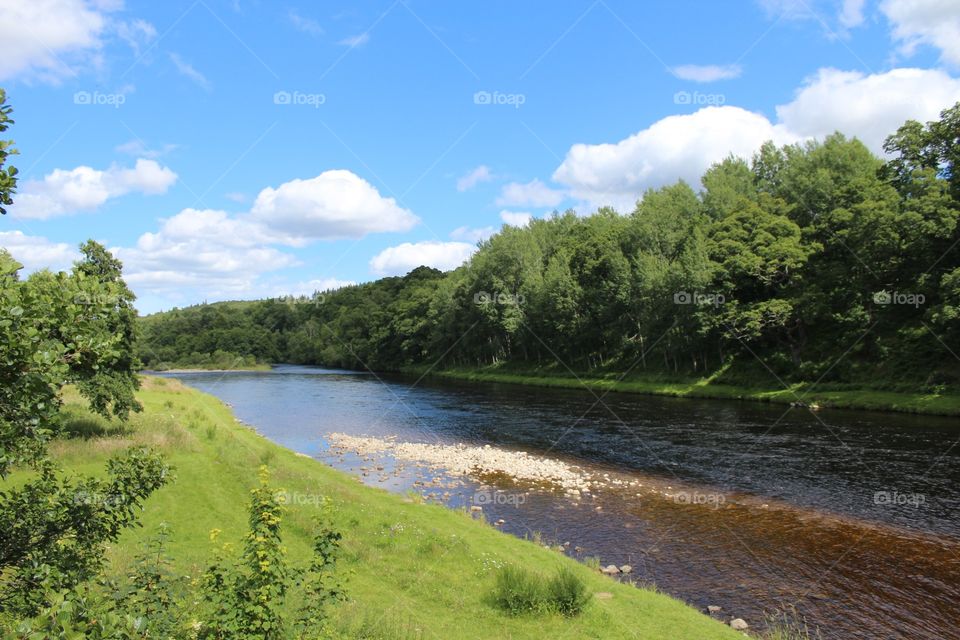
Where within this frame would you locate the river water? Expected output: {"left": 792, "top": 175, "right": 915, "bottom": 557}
{"left": 161, "top": 365, "right": 960, "bottom": 639}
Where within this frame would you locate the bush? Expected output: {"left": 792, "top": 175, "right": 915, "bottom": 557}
{"left": 490, "top": 565, "right": 548, "bottom": 615}
{"left": 489, "top": 565, "right": 591, "bottom": 617}
{"left": 547, "top": 567, "right": 591, "bottom": 617}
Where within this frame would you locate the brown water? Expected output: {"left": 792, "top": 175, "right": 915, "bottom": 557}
{"left": 164, "top": 366, "right": 960, "bottom": 639}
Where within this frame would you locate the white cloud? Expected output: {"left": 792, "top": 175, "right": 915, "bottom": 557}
{"left": 500, "top": 210, "right": 532, "bottom": 227}
{"left": 839, "top": 0, "right": 867, "bottom": 28}
{"left": 114, "top": 209, "right": 299, "bottom": 297}
{"left": 671, "top": 64, "right": 742, "bottom": 82}
{"left": 553, "top": 106, "right": 791, "bottom": 210}
{"left": 882, "top": 0, "right": 960, "bottom": 66}
{"left": 169, "top": 52, "right": 210, "bottom": 90}
{"left": 450, "top": 225, "right": 496, "bottom": 243}
{"left": 11, "top": 159, "right": 177, "bottom": 220}
{"left": 369, "top": 241, "right": 475, "bottom": 276}
{"left": 224, "top": 192, "right": 247, "bottom": 203}
{"left": 250, "top": 170, "right": 419, "bottom": 240}
{"left": 553, "top": 67, "right": 960, "bottom": 209}
{"left": 496, "top": 179, "right": 565, "bottom": 207}
{"left": 0, "top": 0, "right": 113, "bottom": 82}
{"left": 776, "top": 67, "right": 960, "bottom": 151}
{"left": 115, "top": 18, "right": 156, "bottom": 56}
{"left": 288, "top": 9, "right": 324, "bottom": 36}
{"left": 339, "top": 32, "right": 370, "bottom": 47}
{"left": 456, "top": 165, "right": 493, "bottom": 191}
{"left": 115, "top": 139, "right": 178, "bottom": 158}
{"left": 0, "top": 231, "right": 78, "bottom": 272}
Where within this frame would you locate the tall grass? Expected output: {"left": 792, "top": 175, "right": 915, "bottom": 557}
{"left": 489, "top": 565, "right": 591, "bottom": 617}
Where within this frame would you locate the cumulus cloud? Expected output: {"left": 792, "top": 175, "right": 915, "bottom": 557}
{"left": 0, "top": 231, "right": 79, "bottom": 272}
{"left": 553, "top": 106, "right": 791, "bottom": 210}
{"left": 111, "top": 169, "right": 421, "bottom": 303}
{"left": 11, "top": 159, "right": 177, "bottom": 220}
{"left": 671, "top": 64, "right": 742, "bottom": 82}
{"left": 113, "top": 209, "right": 299, "bottom": 297}
{"left": 250, "top": 170, "right": 419, "bottom": 240}
{"left": 369, "top": 241, "right": 476, "bottom": 276}
{"left": 882, "top": 0, "right": 960, "bottom": 66}
{"left": 553, "top": 67, "right": 960, "bottom": 209}
{"left": 496, "top": 179, "right": 565, "bottom": 207}
{"left": 456, "top": 165, "right": 493, "bottom": 191}
{"left": 0, "top": 0, "right": 113, "bottom": 82}
{"left": 775, "top": 67, "right": 960, "bottom": 150}
{"left": 500, "top": 210, "right": 532, "bottom": 227}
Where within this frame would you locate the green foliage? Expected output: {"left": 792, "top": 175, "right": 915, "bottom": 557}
{"left": 0, "top": 448, "right": 170, "bottom": 616}
{"left": 0, "top": 88, "right": 17, "bottom": 215}
{"left": 489, "top": 565, "right": 591, "bottom": 617}
{"left": 198, "top": 467, "right": 345, "bottom": 639}
{"left": 138, "top": 104, "right": 960, "bottom": 390}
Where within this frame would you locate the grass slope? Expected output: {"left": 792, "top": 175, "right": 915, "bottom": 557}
{"left": 414, "top": 366, "right": 960, "bottom": 417}
{"left": 45, "top": 377, "right": 742, "bottom": 639}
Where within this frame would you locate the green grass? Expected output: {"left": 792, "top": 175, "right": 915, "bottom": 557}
{"left": 36, "top": 377, "right": 741, "bottom": 640}
{"left": 412, "top": 365, "right": 960, "bottom": 417}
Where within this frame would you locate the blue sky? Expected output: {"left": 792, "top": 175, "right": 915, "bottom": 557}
{"left": 2, "top": 0, "right": 959, "bottom": 313}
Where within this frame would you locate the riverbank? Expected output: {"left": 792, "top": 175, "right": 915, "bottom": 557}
{"left": 40, "top": 376, "right": 743, "bottom": 639}
{"left": 143, "top": 364, "right": 272, "bottom": 373}
{"left": 409, "top": 366, "right": 960, "bottom": 417}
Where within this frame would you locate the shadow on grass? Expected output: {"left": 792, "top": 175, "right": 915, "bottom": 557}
{"left": 60, "top": 405, "right": 132, "bottom": 439}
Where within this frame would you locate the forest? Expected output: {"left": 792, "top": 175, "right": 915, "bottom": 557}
{"left": 139, "top": 105, "right": 960, "bottom": 392}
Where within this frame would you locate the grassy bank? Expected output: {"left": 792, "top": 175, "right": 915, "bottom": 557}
{"left": 410, "top": 366, "right": 960, "bottom": 417}
{"left": 41, "top": 377, "right": 742, "bottom": 639}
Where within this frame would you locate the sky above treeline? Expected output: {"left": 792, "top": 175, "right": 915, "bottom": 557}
{"left": 1, "top": 0, "right": 959, "bottom": 313}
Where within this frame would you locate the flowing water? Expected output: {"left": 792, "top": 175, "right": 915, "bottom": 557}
{"left": 161, "top": 365, "right": 960, "bottom": 639}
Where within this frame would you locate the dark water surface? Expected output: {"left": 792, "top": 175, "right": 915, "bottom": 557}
{"left": 161, "top": 365, "right": 960, "bottom": 639}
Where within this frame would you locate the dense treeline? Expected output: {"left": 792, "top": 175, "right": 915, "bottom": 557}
{"left": 140, "top": 106, "right": 960, "bottom": 389}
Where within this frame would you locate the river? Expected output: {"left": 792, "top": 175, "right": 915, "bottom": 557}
{"left": 160, "top": 365, "right": 960, "bottom": 639}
